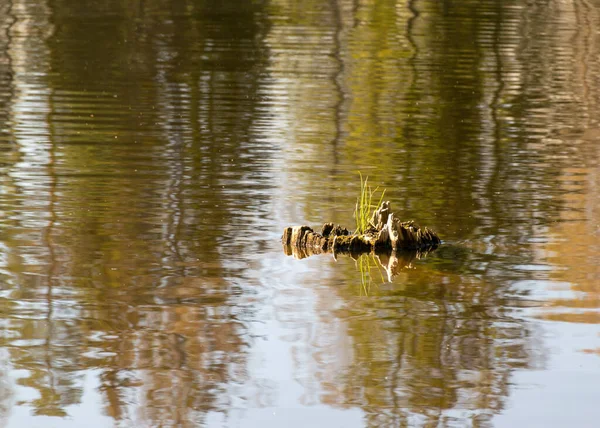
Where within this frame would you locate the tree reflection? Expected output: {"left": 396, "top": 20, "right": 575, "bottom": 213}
{"left": 1, "top": 0, "right": 599, "bottom": 425}
{"left": 326, "top": 261, "right": 536, "bottom": 426}
{"left": 268, "top": 0, "right": 599, "bottom": 425}
{"left": 1, "top": 0, "right": 270, "bottom": 425}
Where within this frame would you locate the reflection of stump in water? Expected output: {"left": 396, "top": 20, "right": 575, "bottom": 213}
{"left": 374, "top": 247, "right": 436, "bottom": 281}
{"left": 281, "top": 201, "right": 440, "bottom": 279}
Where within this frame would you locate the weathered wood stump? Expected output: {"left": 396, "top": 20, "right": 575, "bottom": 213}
{"left": 282, "top": 201, "right": 440, "bottom": 259}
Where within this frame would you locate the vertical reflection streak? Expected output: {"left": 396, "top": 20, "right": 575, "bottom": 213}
{"left": 4, "top": 0, "right": 16, "bottom": 125}
{"left": 487, "top": 0, "right": 505, "bottom": 236}
{"left": 44, "top": 0, "right": 60, "bottom": 406}
{"left": 406, "top": 0, "right": 420, "bottom": 69}
{"left": 574, "top": 0, "right": 594, "bottom": 121}
{"left": 329, "top": 0, "right": 343, "bottom": 168}
{"left": 403, "top": 0, "right": 421, "bottom": 180}
{"left": 44, "top": 64, "right": 58, "bottom": 422}
{"left": 0, "top": 1, "right": 18, "bottom": 422}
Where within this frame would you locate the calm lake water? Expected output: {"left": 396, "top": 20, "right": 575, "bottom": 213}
{"left": 1, "top": 0, "right": 600, "bottom": 427}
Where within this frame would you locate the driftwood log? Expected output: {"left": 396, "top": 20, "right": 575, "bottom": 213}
{"left": 282, "top": 201, "right": 440, "bottom": 259}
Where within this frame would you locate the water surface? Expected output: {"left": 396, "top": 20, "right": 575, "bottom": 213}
{"left": 1, "top": 0, "right": 600, "bottom": 427}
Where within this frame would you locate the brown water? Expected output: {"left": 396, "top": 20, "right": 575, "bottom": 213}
{"left": 1, "top": 0, "right": 600, "bottom": 427}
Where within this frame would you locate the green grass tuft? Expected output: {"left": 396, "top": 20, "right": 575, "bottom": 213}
{"left": 353, "top": 172, "right": 386, "bottom": 235}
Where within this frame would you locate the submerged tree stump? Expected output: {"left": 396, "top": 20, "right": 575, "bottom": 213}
{"left": 282, "top": 201, "right": 440, "bottom": 259}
